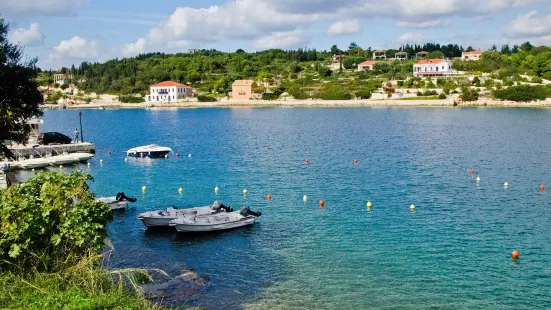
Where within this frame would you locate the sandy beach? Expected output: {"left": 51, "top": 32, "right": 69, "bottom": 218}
{"left": 42, "top": 98, "right": 551, "bottom": 110}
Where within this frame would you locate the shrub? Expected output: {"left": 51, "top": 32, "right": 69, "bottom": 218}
{"left": 288, "top": 86, "right": 309, "bottom": 100}
{"left": 493, "top": 85, "right": 551, "bottom": 102}
{"left": 416, "top": 91, "right": 423, "bottom": 96}
{"left": 423, "top": 90, "right": 437, "bottom": 96}
{"left": 262, "top": 93, "right": 279, "bottom": 100}
{"left": 320, "top": 85, "right": 352, "bottom": 100}
{"left": 60, "top": 84, "right": 69, "bottom": 90}
{"left": 0, "top": 172, "right": 112, "bottom": 271}
{"left": 46, "top": 91, "right": 63, "bottom": 103}
{"left": 355, "top": 90, "right": 372, "bottom": 99}
{"left": 438, "top": 93, "right": 447, "bottom": 99}
{"left": 461, "top": 89, "right": 479, "bottom": 102}
{"left": 118, "top": 95, "right": 145, "bottom": 103}
{"left": 532, "top": 76, "right": 543, "bottom": 84}
{"left": 198, "top": 95, "right": 217, "bottom": 102}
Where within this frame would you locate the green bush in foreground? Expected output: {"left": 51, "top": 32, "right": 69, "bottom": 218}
{"left": 0, "top": 171, "right": 113, "bottom": 272}
{"left": 493, "top": 84, "right": 551, "bottom": 102}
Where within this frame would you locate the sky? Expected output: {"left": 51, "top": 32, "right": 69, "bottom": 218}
{"left": 2, "top": 0, "right": 550, "bottom": 69}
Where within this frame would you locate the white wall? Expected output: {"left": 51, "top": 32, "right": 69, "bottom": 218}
{"left": 147, "top": 86, "right": 191, "bottom": 102}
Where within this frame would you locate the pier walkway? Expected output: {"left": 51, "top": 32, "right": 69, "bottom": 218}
{"left": 6, "top": 142, "right": 95, "bottom": 160}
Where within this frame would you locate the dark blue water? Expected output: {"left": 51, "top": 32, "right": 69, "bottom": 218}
{"left": 37, "top": 108, "right": 551, "bottom": 309}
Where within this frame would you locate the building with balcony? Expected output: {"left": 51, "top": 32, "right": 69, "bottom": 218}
{"left": 373, "top": 50, "right": 387, "bottom": 60}
{"left": 357, "top": 61, "right": 376, "bottom": 71}
{"left": 413, "top": 59, "right": 454, "bottom": 78}
{"left": 147, "top": 81, "right": 192, "bottom": 102}
{"left": 395, "top": 52, "right": 408, "bottom": 61}
{"left": 461, "top": 51, "right": 483, "bottom": 61}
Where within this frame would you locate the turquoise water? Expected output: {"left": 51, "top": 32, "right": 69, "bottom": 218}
{"left": 38, "top": 108, "right": 551, "bottom": 309}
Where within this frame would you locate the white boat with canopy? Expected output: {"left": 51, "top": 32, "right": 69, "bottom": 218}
{"left": 169, "top": 207, "right": 261, "bottom": 233}
{"left": 137, "top": 201, "right": 233, "bottom": 227}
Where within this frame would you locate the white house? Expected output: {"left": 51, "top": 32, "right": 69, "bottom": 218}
{"left": 147, "top": 81, "right": 192, "bottom": 102}
{"left": 461, "top": 51, "right": 483, "bottom": 61}
{"left": 357, "top": 61, "right": 376, "bottom": 71}
{"left": 413, "top": 59, "right": 454, "bottom": 78}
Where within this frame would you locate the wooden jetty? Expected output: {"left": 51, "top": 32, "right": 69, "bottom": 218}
{"left": 6, "top": 142, "right": 96, "bottom": 160}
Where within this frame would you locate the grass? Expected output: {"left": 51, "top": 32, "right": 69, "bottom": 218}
{"left": 397, "top": 96, "right": 441, "bottom": 100}
{"left": 0, "top": 253, "right": 167, "bottom": 310}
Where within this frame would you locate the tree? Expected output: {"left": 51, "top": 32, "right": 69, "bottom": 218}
{"left": 521, "top": 41, "right": 533, "bottom": 51}
{"left": 0, "top": 171, "right": 113, "bottom": 271}
{"left": 349, "top": 42, "right": 358, "bottom": 50}
{"left": 330, "top": 45, "right": 342, "bottom": 55}
{"left": 426, "top": 50, "right": 445, "bottom": 59}
{"left": 490, "top": 45, "right": 497, "bottom": 52}
{"left": 501, "top": 44, "right": 511, "bottom": 54}
{"left": 0, "top": 19, "right": 43, "bottom": 157}
{"left": 466, "top": 46, "right": 474, "bottom": 52}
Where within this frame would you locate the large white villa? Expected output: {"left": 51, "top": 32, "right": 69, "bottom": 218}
{"left": 413, "top": 59, "right": 454, "bottom": 78}
{"left": 147, "top": 81, "right": 192, "bottom": 102}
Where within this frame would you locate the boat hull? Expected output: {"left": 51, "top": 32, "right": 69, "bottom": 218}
{"left": 171, "top": 218, "right": 256, "bottom": 232}
{"left": 96, "top": 197, "right": 128, "bottom": 211}
{"left": 127, "top": 150, "right": 170, "bottom": 158}
{"left": 137, "top": 205, "right": 216, "bottom": 227}
{"left": 139, "top": 216, "right": 179, "bottom": 227}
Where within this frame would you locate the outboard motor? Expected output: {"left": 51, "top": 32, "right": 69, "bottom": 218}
{"left": 116, "top": 192, "right": 137, "bottom": 203}
{"left": 211, "top": 201, "right": 234, "bottom": 212}
{"left": 239, "top": 207, "right": 262, "bottom": 217}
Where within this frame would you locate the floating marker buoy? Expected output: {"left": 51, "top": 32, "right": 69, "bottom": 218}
{"left": 59, "top": 165, "right": 63, "bottom": 169}
{"left": 178, "top": 187, "right": 183, "bottom": 193}
{"left": 87, "top": 162, "right": 91, "bottom": 167}
{"left": 305, "top": 159, "right": 309, "bottom": 164}
{"left": 512, "top": 250, "right": 519, "bottom": 260}
{"left": 476, "top": 177, "right": 481, "bottom": 183}
{"left": 176, "top": 153, "right": 179, "bottom": 157}
{"left": 267, "top": 194, "right": 272, "bottom": 200}
{"left": 215, "top": 186, "right": 219, "bottom": 193}
{"left": 124, "top": 157, "right": 128, "bottom": 162}
{"left": 100, "top": 159, "right": 103, "bottom": 164}
{"left": 108, "top": 150, "right": 111, "bottom": 155}
{"left": 31, "top": 168, "right": 35, "bottom": 172}
{"left": 142, "top": 186, "right": 147, "bottom": 192}
{"left": 243, "top": 189, "right": 248, "bottom": 195}
{"left": 410, "top": 204, "right": 415, "bottom": 211}
{"left": 319, "top": 200, "right": 325, "bottom": 207}
{"left": 188, "top": 154, "right": 192, "bottom": 158}
{"left": 354, "top": 159, "right": 358, "bottom": 164}
{"left": 470, "top": 169, "right": 475, "bottom": 174}
{"left": 540, "top": 184, "right": 545, "bottom": 191}
{"left": 367, "top": 201, "right": 372, "bottom": 208}
{"left": 504, "top": 182, "right": 509, "bottom": 188}
{"left": 165, "top": 154, "right": 168, "bottom": 158}
{"left": 303, "top": 195, "right": 308, "bottom": 202}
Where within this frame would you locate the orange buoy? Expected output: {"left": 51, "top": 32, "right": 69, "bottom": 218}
{"left": 108, "top": 150, "right": 112, "bottom": 155}
{"left": 353, "top": 159, "right": 358, "bottom": 164}
{"left": 319, "top": 200, "right": 325, "bottom": 207}
{"left": 176, "top": 153, "right": 179, "bottom": 157}
{"left": 305, "top": 159, "right": 309, "bottom": 164}
{"left": 470, "top": 169, "right": 475, "bottom": 174}
{"left": 540, "top": 184, "right": 545, "bottom": 191}
{"left": 512, "top": 250, "right": 519, "bottom": 260}
{"left": 267, "top": 194, "right": 272, "bottom": 200}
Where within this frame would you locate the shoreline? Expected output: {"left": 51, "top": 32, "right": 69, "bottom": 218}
{"left": 42, "top": 99, "right": 551, "bottom": 110}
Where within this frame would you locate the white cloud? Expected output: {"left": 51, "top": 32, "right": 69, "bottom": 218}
{"left": 252, "top": 29, "right": 311, "bottom": 50}
{"left": 10, "top": 23, "right": 45, "bottom": 46}
{"left": 397, "top": 19, "right": 451, "bottom": 28}
{"left": 122, "top": 38, "right": 146, "bottom": 56}
{"left": 0, "top": 0, "right": 85, "bottom": 17}
{"left": 49, "top": 36, "right": 103, "bottom": 61}
{"left": 327, "top": 19, "right": 361, "bottom": 36}
{"left": 505, "top": 11, "right": 551, "bottom": 38}
{"left": 397, "top": 32, "right": 427, "bottom": 44}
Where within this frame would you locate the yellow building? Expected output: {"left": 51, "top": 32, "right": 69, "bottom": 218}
{"left": 231, "top": 80, "right": 256, "bottom": 100}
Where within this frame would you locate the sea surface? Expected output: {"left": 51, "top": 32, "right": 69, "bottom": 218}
{"left": 34, "top": 107, "right": 551, "bottom": 309}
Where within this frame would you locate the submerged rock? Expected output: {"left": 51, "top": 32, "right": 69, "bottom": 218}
{"left": 141, "top": 266, "right": 208, "bottom": 306}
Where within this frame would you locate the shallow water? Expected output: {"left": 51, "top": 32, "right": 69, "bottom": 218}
{"left": 36, "top": 107, "right": 551, "bottom": 309}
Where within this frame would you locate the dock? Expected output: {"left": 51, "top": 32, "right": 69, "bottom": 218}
{"left": 6, "top": 142, "right": 95, "bottom": 160}
{"left": 0, "top": 172, "right": 17, "bottom": 189}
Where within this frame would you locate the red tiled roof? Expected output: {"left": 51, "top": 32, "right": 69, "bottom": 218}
{"left": 416, "top": 51, "right": 428, "bottom": 54}
{"left": 358, "top": 61, "right": 376, "bottom": 66}
{"left": 395, "top": 52, "right": 408, "bottom": 55}
{"left": 415, "top": 58, "right": 445, "bottom": 65}
{"left": 151, "top": 81, "right": 185, "bottom": 87}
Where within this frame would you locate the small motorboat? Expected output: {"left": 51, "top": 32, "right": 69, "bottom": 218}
{"left": 137, "top": 201, "right": 233, "bottom": 227}
{"left": 49, "top": 153, "right": 94, "bottom": 166}
{"left": 96, "top": 192, "right": 137, "bottom": 211}
{"left": 126, "top": 144, "right": 172, "bottom": 158}
{"left": 68, "top": 152, "right": 95, "bottom": 163}
{"left": 16, "top": 157, "right": 51, "bottom": 169}
{"left": 169, "top": 207, "right": 262, "bottom": 233}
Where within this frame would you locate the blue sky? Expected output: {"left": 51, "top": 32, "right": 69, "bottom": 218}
{"left": 2, "top": 0, "right": 550, "bottom": 69}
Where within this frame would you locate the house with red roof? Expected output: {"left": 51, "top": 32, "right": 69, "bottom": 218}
{"left": 461, "top": 51, "right": 483, "bottom": 61}
{"left": 357, "top": 61, "right": 376, "bottom": 71}
{"left": 413, "top": 59, "right": 454, "bottom": 78}
{"left": 147, "top": 81, "right": 192, "bottom": 102}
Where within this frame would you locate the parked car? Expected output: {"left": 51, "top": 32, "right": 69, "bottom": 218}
{"left": 38, "top": 132, "right": 72, "bottom": 145}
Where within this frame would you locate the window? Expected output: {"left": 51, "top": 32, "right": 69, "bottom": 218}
{"left": 442, "top": 66, "right": 444, "bottom": 70}
{"left": 173, "top": 96, "right": 175, "bottom": 99}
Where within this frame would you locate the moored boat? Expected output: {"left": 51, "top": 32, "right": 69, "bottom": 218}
{"left": 126, "top": 144, "right": 172, "bottom": 158}
{"left": 96, "top": 192, "right": 137, "bottom": 211}
{"left": 169, "top": 207, "right": 261, "bottom": 233}
{"left": 137, "top": 201, "right": 233, "bottom": 227}
{"left": 16, "top": 158, "right": 51, "bottom": 169}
